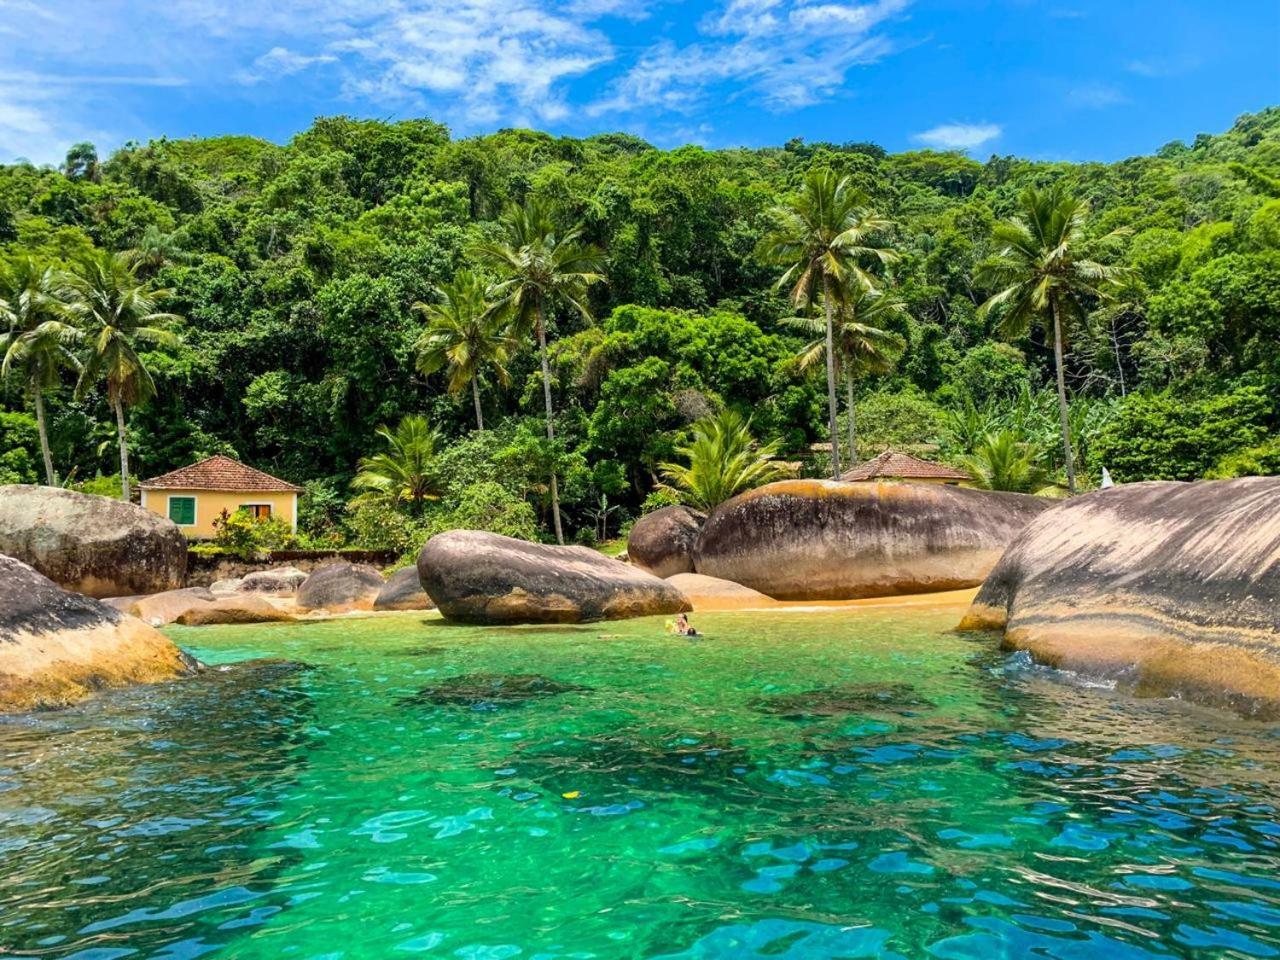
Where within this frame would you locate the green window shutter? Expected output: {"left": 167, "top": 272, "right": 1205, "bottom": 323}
{"left": 168, "top": 497, "right": 196, "bottom": 525}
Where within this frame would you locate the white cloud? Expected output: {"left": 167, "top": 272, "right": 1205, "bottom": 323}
{"left": 912, "top": 122, "right": 1001, "bottom": 151}
{"left": 235, "top": 47, "right": 337, "bottom": 85}
{"left": 592, "top": 0, "right": 911, "bottom": 116}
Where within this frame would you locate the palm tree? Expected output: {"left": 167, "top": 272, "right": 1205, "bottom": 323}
{"left": 474, "top": 198, "right": 605, "bottom": 544}
{"left": 126, "top": 225, "right": 187, "bottom": 278}
{"left": 785, "top": 280, "right": 905, "bottom": 466}
{"left": 67, "top": 252, "right": 182, "bottom": 501}
{"left": 0, "top": 259, "right": 81, "bottom": 485}
{"left": 659, "top": 409, "right": 795, "bottom": 512}
{"left": 351, "top": 415, "right": 443, "bottom": 513}
{"left": 414, "top": 270, "right": 515, "bottom": 431}
{"left": 958, "top": 430, "right": 1052, "bottom": 494}
{"left": 976, "top": 183, "right": 1118, "bottom": 494}
{"left": 759, "top": 168, "right": 896, "bottom": 479}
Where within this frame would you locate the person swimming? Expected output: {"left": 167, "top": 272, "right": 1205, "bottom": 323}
{"left": 673, "top": 613, "right": 699, "bottom": 637}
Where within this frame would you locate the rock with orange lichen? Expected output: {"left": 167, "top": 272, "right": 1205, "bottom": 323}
{"left": 693, "top": 479, "right": 1050, "bottom": 601}
{"left": 0, "top": 485, "right": 186, "bottom": 598}
{"left": 0, "top": 554, "right": 198, "bottom": 712}
{"left": 418, "top": 530, "right": 690, "bottom": 624}
{"left": 959, "top": 478, "right": 1280, "bottom": 718}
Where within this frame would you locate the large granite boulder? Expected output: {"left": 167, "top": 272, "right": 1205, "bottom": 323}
{"left": 374, "top": 566, "right": 435, "bottom": 612}
{"left": 109, "top": 587, "right": 217, "bottom": 627}
{"left": 0, "top": 555, "right": 197, "bottom": 711}
{"left": 959, "top": 478, "right": 1280, "bottom": 718}
{"left": 238, "top": 566, "right": 308, "bottom": 595}
{"left": 627, "top": 506, "right": 706, "bottom": 578}
{"left": 418, "top": 530, "right": 691, "bottom": 624}
{"left": 296, "top": 562, "right": 385, "bottom": 613}
{"left": 0, "top": 485, "right": 186, "bottom": 598}
{"left": 694, "top": 480, "right": 1052, "bottom": 601}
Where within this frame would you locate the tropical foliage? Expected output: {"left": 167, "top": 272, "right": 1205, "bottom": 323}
{"left": 660, "top": 409, "right": 795, "bottom": 511}
{"left": 0, "top": 108, "right": 1277, "bottom": 544}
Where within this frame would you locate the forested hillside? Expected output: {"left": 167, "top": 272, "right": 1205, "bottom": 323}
{"left": 2, "top": 108, "right": 1278, "bottom": 546}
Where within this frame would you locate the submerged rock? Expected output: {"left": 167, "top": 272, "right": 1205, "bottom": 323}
{"left": 959, "top": 478, "right": 1280, "bottom": 718}
{"left": 627, "top": 505, "right": 706, "bottom": 578}
{"left": 0, "top": 554, "right": 198, "bottom": 711}
{"left": 401, "top": 673, "right": 589, "bottom": 708}
{"left": 751, "top": 682, "right": 931, "bottom": 718}
{"left": 417, "top": 530, "right": 691, "bottom": 624}
{"left": 374, "top": 566, "right": 436, "bottom": 612}
{"left": 0, "top": 485, "right": 187, "bottom": 598}
{"left": 665, "top": 573, "right": 777, "bottom": 611}
{"left": 694, "top": 480, "right": 1051, "bottom": 601}
{"left": 296, "top": 562, "right": 385, "bottom": 613}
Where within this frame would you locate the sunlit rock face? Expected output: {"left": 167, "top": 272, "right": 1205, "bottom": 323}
{"left": 0, "top": 485, "right": 186, "bottom": 599}
{"left": 959, "top": 478, "right": 1280, "bottom": 718}
{"left": 374, "top": 567, "right": 435, "bottom": 612}
{"left": 628, "top": 505, "right": 705, "bottom": 578}
{"left": 296, "top": 562, "right": 385, "bottom": 613}
{"left": 418, "top": 530, "right": 691, "bottom": 625}
{"left": 0, "top": 555, "right": 197, "bottom": 711}
{"left": 694, "top": 480, "right": 1051, "bottom": 601}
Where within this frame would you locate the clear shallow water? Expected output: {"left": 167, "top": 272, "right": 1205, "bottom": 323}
{"left": 2, "top": 607, "right": 1279, "bottom": 960}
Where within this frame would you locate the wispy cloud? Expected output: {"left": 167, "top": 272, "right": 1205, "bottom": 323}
{"left": 235, "top": 47, "right": 336, "bottom": 85}
{"left": 912, "top": 122, "right": 1001, "bottom": 151}
{"left": 1066, "top": 82, "right": 1127, "bottom": 109}
{"left": 1125, "top": 54, "right": 1201, "bottom": 78}
{"left": 591, "top": 0, "right": 912, "bottom": 116}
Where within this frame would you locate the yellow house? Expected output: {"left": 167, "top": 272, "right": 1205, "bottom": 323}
{"left": 139, "top": 455, "right": 303, "bottom": 539}
{"left": 840, "top": 449, "right": 972, "bottom": 485}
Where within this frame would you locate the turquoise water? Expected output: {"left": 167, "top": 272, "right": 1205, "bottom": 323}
{"left": 2, "top": 607, "right": 1279, "bottom": 959}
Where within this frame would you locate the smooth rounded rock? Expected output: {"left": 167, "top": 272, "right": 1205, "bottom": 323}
{"left": 627, "top": 505, "right": 706, "bottom": 578}
{"left": 0, "top": 485, "right": 187, "bottom": 598}
{"left": 417, "top": 530, "right": 691, "bottom": 625}
{"left": 374, "top": 567, "right": 436, "bottom": 612}
{"left": 0, "top": 554, "right": 197, "bottom": 711}
{"left": 238, "top": 566, "right": 309, "bottom": 595}
{"left": 296, "top": 562, "right": 385, "bottom": 613}
{"left": 175, "top": 594, "right": 295, "bottom": 626}
{"left": 959, "top": 478, "right": 1280, "bottom": 718}
{"left": 665, "top": 573, "right": 777, "bottom": 611}
{"left": 693, "top": 479, "right": 1051, "bottom": 601}
{"left": 118, "top": 587, "right": 217, "bottom": 627}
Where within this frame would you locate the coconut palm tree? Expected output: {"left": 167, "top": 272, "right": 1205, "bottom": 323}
{"left": 0, "top": 259, "right": 81, "bottom": 486}
{"left": 414, "top": 269, "right": 515, "bottom": 432}
{"left": 958, "top": 430, "right": 1053, "bottom": 494}
{"left": 474, "top": 199, "right": 605, "bottom": 544}
{"left": 659, "top": 409, "right": 795, "bottom": 512}
{"left": 785, "top": 280, "right": 906, "bottom": 466}
{"left": 67, "top": 252, "right": 182, "bottom": 501}
{"left": 759, "top": 168, "right": 896, "bottom": 479}
{"left": 351, "top": 415, "right": 443, "bottom": 513}
{"left": 976, "top": 183, "right": 1118, "bottom": 494}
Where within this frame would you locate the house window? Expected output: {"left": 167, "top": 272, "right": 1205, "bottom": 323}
{"left": 240, "top": 504, "right": 272, "bottom": 520}
{"left": 168, "top": 496, "right": 197, "bottom": 526}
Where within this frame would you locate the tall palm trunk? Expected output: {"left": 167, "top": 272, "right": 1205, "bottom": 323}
{"left": 1051, "top": 296, "right": 1077, "bottom": 494}
{"left": 845, "top": 369, "right": 858, "bottom": 466}
{"left": 535, "top": 306, "right": 564, "bottom": 544}
{"left": 113, "top": 394, "right": 131, "bottom": 501}
{"left": 471, "top": 377, "right": 485, "bottom": 431}
{"left": 33, "top": 389, "right": 56, "bottom": 486}
{"left": 822, "top": 274, "right": 842, "bottom": 479}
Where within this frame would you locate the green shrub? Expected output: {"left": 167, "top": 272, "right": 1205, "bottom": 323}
{"left": 1206, "top": 438, "right": 1280, "bottom": 478}
{"left": 211, "top": 508, "right": 297, "bottom": 558}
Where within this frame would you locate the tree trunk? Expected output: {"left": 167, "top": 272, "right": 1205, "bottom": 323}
{"left": 471, "top": 377, "right": 485, "bottom": 431}
{"left": 1051, "top": 296, "right": 1077, "bottom": 494}
{"left": 114, "top": 395, "right": 131, "bottom": 502}
{"left": 822, "top": 275, "right": 842, "bottom": 480}
{"left": 1111, "top": 316, "right": 1127, "bottom": 397}
{"left": 845, "top": 369, "right": 858, "bottom": 466}
{"left": 536, "top": 306, "right": 564, "bottom": 544}
{"left": 34, "top": 390, "right": 56, "bottom": 486}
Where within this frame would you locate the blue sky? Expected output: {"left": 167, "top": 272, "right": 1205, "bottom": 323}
{"left": 1, "top": 0, "right": 1276, "bottom": 165}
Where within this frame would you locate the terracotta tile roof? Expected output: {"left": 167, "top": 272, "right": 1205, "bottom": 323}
{"left": 840, "top": 449, "right": 971, "bottom": 482}
{"left": 139, "top": 455, "right": 303, "bottom": 493}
